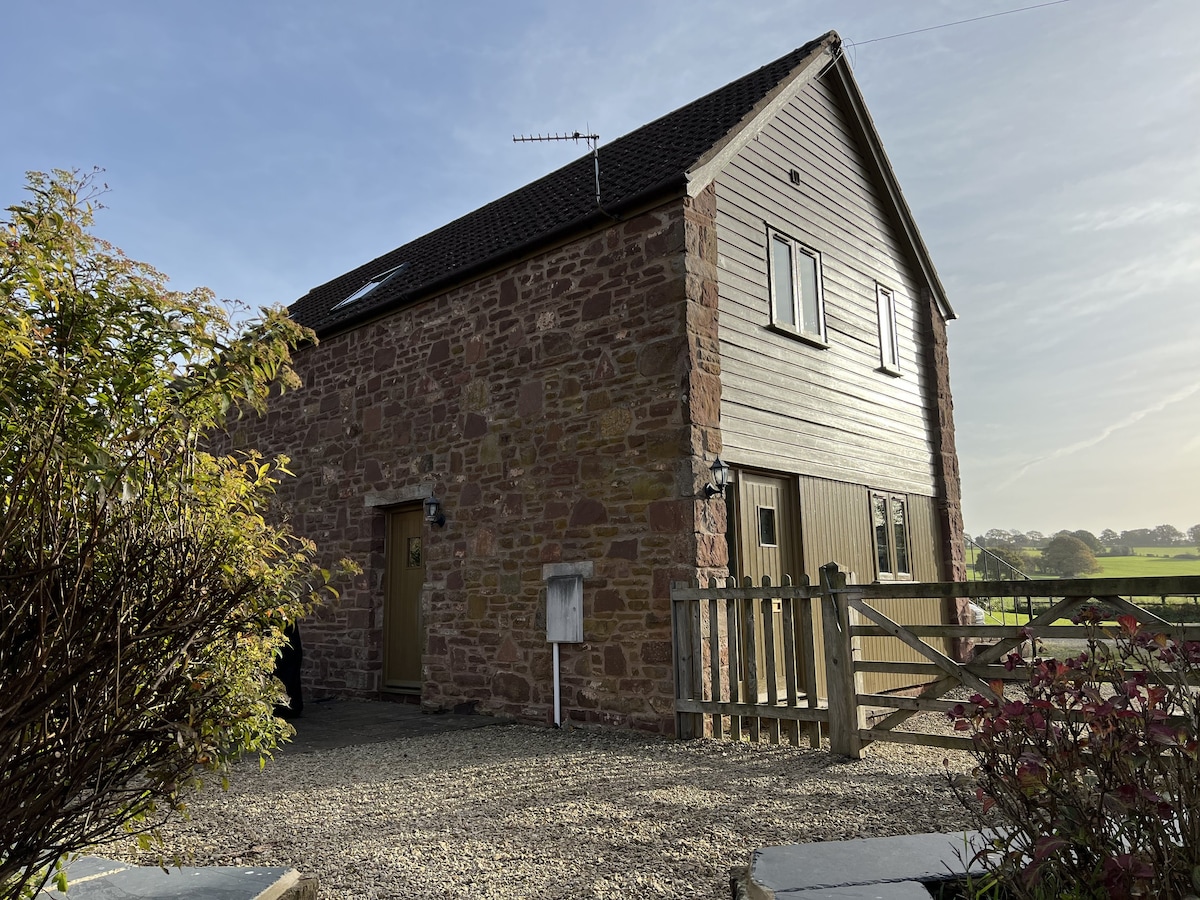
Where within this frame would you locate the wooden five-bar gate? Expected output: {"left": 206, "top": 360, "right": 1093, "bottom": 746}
{"left": 672, "top": 565, "right": 1200, "bottom": 758}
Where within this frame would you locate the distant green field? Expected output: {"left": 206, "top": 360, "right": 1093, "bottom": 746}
{"left": 1091, "top": 553, "right": 1200, "bottom": 578}
{"left": 966, "top": 543, "right": 1200, "bottom": 623}
{"left": 966, "top": 545, "right": 1200, "bottom": 579}
{"left": 1128, "top": 546, "right": 1200, "bottom": 557}
{"left": 982, "top": 610, "right": 1073, "bottom": 627}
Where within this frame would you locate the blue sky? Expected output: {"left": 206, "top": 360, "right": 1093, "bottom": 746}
{"left": 3, "top": 0, "right": 1197, "bottom": 537}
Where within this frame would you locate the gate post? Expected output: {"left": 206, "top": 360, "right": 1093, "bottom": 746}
{"left": 819, "top": 563, "right": 862, "bottom": 758}
{"left": 671, "top": 581, "right": 702, "bottom": 739}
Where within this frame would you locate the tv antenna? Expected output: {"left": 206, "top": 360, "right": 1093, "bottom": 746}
{"left": 513, "top": 130, "right": 603, "bottom": 210}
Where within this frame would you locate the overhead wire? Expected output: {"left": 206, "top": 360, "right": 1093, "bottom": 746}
{"left": 844, "top": 0, "right": 1073, "bottom": 49}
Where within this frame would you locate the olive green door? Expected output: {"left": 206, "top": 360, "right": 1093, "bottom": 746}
{"left": 384, "top": 506, "right": 425, "bottom": 692}
{"left": 732, "top": 472, "right": 802, "bottom": 701}
{"left": 734, "top": 472, "right": 801, "bottom": 586}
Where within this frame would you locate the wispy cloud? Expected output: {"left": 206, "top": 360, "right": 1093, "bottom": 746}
{"left": 1069, "top": 199, "right": 1197, "bottom": 232}
{"left": 998, "top": 381, "right": 1200, "bottom": 489}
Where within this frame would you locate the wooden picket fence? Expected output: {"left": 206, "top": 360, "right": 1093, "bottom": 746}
{"left": 672, "top": 565, "right": 1200, "bottom": 758}
{"left": 671, "top": 573, "right": 826, "bottom": 746}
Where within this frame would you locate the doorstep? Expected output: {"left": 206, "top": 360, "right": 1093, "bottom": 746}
{"left": 732, "top": 831, "right": 990, "bottom": 899}
{"left": 36, "top": 856, "right": 316, "bottom": 900}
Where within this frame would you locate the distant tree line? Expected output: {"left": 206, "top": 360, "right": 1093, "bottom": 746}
{"left": 971, "top": 525, "right": 1200, "bottom": 552}
{"left": 967, "top": 524, "right": 1200, "bottom": 579}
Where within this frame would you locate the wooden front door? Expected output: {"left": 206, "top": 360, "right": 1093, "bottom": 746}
{"left": 384, "top": 506, "right": 425, "bottom": 692}
{"left": 732, "top": 471, "right": 802, "bottom": 700}
{"left": 734, "top": 471, "right": 801, "bottom": 585}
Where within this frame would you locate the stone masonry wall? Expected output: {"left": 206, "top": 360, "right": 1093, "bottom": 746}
{"left": 231, "top": 195, "right": 726, "bottom": 734}
{"left": 682, "top": 185, "right": 727, "bottom": 578}
{"left": 922, "top": 289, "right": 969, "bottom": 657}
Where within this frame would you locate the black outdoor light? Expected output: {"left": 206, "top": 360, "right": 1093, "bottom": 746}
{"left": 424, "top": 496, "right": 446, "bottom": 527}
{"left": 705, "top": 456, "right": 731, "bottom": 498}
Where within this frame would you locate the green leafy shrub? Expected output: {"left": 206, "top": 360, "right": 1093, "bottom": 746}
{"left": 949, "top": 614, "right": 1200, "bottom": 899}
{"left": 0, "top": 170, "right": 353, "bottom": 899}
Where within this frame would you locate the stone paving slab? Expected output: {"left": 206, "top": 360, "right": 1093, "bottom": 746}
{"left": 744, "top": 831, "right": 990, "bottom": 899}
{"left": 780, "top": 883, "right": 939, "bottom": 899}
{"left": 46, "top": 858, "right": 134, "bottom": 884}
{"left": 37, "top": 857, "right": 306, "bottom": 900}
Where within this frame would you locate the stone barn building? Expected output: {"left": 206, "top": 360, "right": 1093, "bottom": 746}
{"left": 230, "top": 31, "right": 966, "bottom": 734}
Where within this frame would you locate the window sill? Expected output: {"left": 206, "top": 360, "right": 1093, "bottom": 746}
{"left": 768, "top": 322, "right": 829, "bottom": 349}
{"left": 877, "top": 365, "right": 903, "bottom": 378}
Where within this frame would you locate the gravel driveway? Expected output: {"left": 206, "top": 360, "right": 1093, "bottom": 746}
{"left": 111, "top": 723, "right": 977, "bottom": 899}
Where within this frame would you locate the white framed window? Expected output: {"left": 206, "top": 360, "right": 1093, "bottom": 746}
{"left": 757, "top": 506, "right": 778, "bottom": 547}
{"left": 767, "top": 229, "right": 826, "bottom": 344}
{"left": 870, "top": 491, "right": 911, "bottom": 580}
{"left": 876, "top": 283, "right": 901, "bottom": 375}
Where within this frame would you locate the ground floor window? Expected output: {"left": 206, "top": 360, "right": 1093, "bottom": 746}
{"left": 870, "top": 491, "right": 910, "bottom": 579}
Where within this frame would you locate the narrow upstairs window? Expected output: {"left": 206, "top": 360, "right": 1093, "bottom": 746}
{"left": 876, "top": 283, "right": 901, "bottom": 375}
{"left": 770, "top": 236, "right": 796, "bottom": 329}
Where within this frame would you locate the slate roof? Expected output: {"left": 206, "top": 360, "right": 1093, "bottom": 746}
{"left": 289, "top": 33, "right": 837, "bottom": 336}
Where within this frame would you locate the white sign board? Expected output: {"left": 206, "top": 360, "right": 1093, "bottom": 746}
{"left": 546, "top": 574, "right": 584, "bottom": 643}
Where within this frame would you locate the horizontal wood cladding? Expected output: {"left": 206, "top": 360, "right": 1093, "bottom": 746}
{"left": 715, "top": 73, "right": 937, "bottom": 495}
{"left": 723, "top": 421, "right": 934, "bottom": 497}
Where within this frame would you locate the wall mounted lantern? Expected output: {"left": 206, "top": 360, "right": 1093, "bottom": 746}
{"left": 424, "top": 496, "right": 446, "bottom": 527}
{"left": 704, "top": 456, "right": 731, "bottom": 499}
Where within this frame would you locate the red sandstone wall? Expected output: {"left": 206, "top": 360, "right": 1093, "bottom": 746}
{"left": 922, "top": 290, "right": 969, "bottom": 658}
{"left": 923, "top": 291, "right": 965, "bottom": 582}
{"left": 231, "top": 195, "right": 727, "bottom": 733}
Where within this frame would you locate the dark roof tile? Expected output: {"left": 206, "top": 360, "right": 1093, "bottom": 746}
{"left": 291, "top": 34, "right": 835, "bottom": 335}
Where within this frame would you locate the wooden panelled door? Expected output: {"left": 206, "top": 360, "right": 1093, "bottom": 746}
{"left": 734, "top": 471, "right": 801, "bottom": 586}
{"left": 732, "top": 472, "right": 802, "bottom": 701}
{"left": 384, "top": 506, "right": 425, "bottom": 692}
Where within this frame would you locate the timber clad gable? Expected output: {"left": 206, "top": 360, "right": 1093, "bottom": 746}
{"left": 232, "top": 32, "right": 967, "bottom": 735}
{"left": 715, "top": 73, "right": 939, "bottom": 497}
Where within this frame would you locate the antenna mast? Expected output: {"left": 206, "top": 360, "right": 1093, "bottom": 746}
{"left": 513, "top": 131, "right": 602, "bottom": 208}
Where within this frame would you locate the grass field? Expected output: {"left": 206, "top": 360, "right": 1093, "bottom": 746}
{"left": 1127, "top": 546, "right": 1200, "bottom": 556}
{"left": 966, "top": 545, "right": 1200, "bottom": 579}
{"left": 1092, "top": 553, "right": 1200, "bottom": 578}
{"left": 981, "top": 609, "right": 1072, "bottom": 626}
{"left": 965, "top": 544, "right": 1200, "bottom": 624}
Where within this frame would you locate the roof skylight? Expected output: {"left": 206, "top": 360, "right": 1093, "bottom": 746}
{"left": 331, "top": 263, "right": 409, "bottom": 311}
